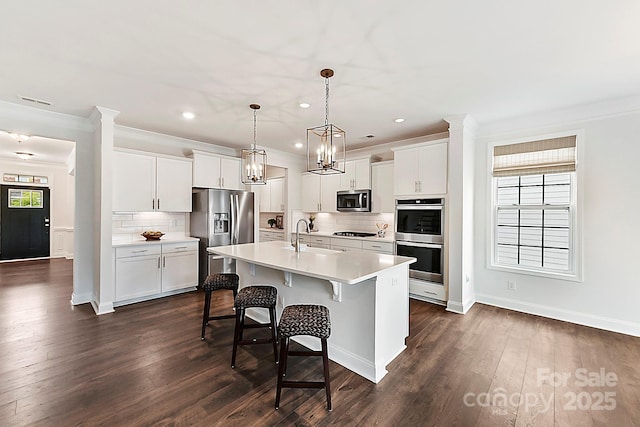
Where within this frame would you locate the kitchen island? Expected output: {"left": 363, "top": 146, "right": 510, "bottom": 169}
{"left": 207, "top": 241, "right": 416, "bottom": 383}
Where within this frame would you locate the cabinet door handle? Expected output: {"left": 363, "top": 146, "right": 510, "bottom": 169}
{"left": 174, "top": 246, "right": 188, "bottom": 250}
{"left": 423, "top": 290, "right": 437, "bottom": 296}
{"left": 222, "top": 177, "right": 225, "bottom": 187}
{"left": 153, "top": 199, "right": 155, "bottom": 210}
{"left": 131, "top": 249, "right": 148, "bottom": 253}
{"left": 163, "top": 256, "right": 166, "bottom": 268}
{"left": 157, "top": 199, "right": 160, "bottom": 210}
{"left": 158, "top": 257, "right": 161, "bottom": 268}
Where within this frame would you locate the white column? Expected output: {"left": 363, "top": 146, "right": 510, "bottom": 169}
{"left": 90, "top": 106, "right": 120, "bottom": 314}
{"left": 444, "top": 114, "right": 477, "bottom": 314}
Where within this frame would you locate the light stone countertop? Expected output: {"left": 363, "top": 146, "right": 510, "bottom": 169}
{"left": 112, "top": 236, "right": 199, "bottom": 248}
{"left": 207, "top": 241, "right": 415, "bottom": 285}
{"left": 290, "top": 230, "right": 395, "bottom": 243}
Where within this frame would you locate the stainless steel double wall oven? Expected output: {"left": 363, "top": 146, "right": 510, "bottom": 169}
{"left": 395, "top": 198, "right": 444, "bottom": 283}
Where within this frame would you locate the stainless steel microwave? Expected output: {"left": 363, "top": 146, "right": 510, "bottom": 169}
{"left": 336, "top": 190, "right": 371, "bottom": 212}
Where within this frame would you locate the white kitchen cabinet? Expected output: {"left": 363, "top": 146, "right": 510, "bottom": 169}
{"left": 113, "top": 150, "right": 192, "bottom": 212}
{"left": 115, "top": 245, "right": 162, "bottom": 301}
{"left": 301, "top": 173, "right": 340, "bottom": 213}
{"left": 114, "top": 241, "right": 198, "bottom": 304}
{"left": 330, "top": 237, "right": 363, "bottom": 253}
{"left": 260, "top": 178, "right": 285, "bottom": 212}
{"left": 371, "top": 161, "right": 394, "bottom": 213}
{"left": 339, "top": 158, "right": 371, "bottom": 191}
{"left": 393, "top": 141, "right": 448, "bottom": 197}
{"left": 295, "top": 234, "right": 331, "bottom": 249}
{"left": 270, "top": 178, "right": 285, "bottom": 212}
{"left": 191, "top": 150, "right": 242, "bottom": 190}
{"left": 260, "top": 229, "right": 284, "bottom": 242}
{"left": 161, "top": 242, "right": 198, "bottom": 292}
{"left": 362, "top": 240, "right": 394, "bottom": 255}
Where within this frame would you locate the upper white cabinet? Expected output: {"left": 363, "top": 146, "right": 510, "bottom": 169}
{"left": 259, "top": 177, "right": 285, "bottom": 212}
{"left": 371, "top": 161, "right": 395, "bottom": 213}
{"left": 113, "top": 150, "right": 192, "bottom": 212}
{"left": 394, "top": 141, "right": 448, "bottom": 196}
{"left": 339, "top": 158, "right": 371, "bottom": 191}
{"left": 191, "top": 150, "right": 242, "bottom": 190}
{"left": 301, "top": 173, "right": 340, "bottom": 212}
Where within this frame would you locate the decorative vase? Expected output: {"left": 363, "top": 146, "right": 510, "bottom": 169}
{"left": 309, "top": 221, "right": 314, "bottom": 230}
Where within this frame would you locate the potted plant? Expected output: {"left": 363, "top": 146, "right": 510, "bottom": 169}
{"left": 308, "top": 214, "right": 316, "bottom": 230}
{"left": 267, "top": 218, "right": 276, "bottom": 228}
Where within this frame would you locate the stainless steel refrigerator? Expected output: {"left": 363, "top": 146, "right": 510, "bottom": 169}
{"left": 190, "top": 188, "right": 254, "bottom": 285}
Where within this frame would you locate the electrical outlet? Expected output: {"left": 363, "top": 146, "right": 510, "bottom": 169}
{"left": 507, "top": 280, "right": 516, "bottom": 291}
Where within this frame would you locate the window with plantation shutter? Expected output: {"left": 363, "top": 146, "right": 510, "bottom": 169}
{"left": 491, "top": 135, "right": 579, "bottom": 277}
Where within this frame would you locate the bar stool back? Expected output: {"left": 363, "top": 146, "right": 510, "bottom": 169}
{"left": 231, "top": 285, "right": 279, "bottom": 368}
{"left": 275, "top": 304, "right": 332, "bottom": 411}
{"left": 200, "top": 273, "right": 239, "bottom": 341}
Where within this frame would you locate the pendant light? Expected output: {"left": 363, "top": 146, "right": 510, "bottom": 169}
{"left": 241, "top": 104, "right": 267, "bottom": 185}
{"left": 307, "top": 68, "right": 346, "bottom": 174}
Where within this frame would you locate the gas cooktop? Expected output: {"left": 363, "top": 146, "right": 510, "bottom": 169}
{"left": 333, "top": 231, "right": 377, "bottom": 238}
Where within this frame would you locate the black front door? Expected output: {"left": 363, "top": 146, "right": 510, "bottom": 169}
{"left": 0, "top": 185, "right": 50, "bottom": 260}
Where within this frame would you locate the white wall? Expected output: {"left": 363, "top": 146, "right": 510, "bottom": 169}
{"left": 474, "top": 104, "right": 640, "bottom": 336}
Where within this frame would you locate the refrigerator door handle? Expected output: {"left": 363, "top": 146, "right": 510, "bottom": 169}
{"left": 230, "top": 194, "right": 240, "bottom": 245}
{"left": 233, "top": 194, "right": 240, "bottom": 244}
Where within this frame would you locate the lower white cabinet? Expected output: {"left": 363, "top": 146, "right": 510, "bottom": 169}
{"left": 362, "top": 240, "right": 394, "bottom": 255}
{"left": 114, "top": 241, "right": 198, "bottom": 303}
{"left": 409, "top": 279, "right": 446, "bottom": 303}
{"left": 330, "top": 237, "right": 363, "bottom": 253}
{"left": 260, "top": 229, "right": 284, "bottom": 242}
{"left": 295, "top": 234, "right": 332, "bottom": 249}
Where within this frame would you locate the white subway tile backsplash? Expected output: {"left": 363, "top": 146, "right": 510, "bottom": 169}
{"left": 112, "top": 212, "right": 188, "bottom": 241}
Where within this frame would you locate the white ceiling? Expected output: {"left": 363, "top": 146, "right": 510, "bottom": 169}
{"left": 1, "top": 1, "right": 639, "bottom": 156}
{"left": 0, "top": 131, "right": 74, "bottom": 164}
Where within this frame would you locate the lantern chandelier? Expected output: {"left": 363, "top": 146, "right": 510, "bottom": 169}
{"left": 241, "top": 103, "right": 267, "bottom": 185}
{"left": 307, "top": 68, "right": 346, "bottom": 174}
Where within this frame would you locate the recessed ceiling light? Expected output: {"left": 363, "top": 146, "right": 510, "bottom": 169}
{"left": 295, "top": 142, "right": 303, "bottom": 149}
{"left": 182, "top": 111, "right": 195, "bottom": 120}
{"left": 16, "top": 152, "right": 34, "bottom": 160}
{"left": 333, "top": 133, "right": 342, "bottom": 138}
{"left": 9, "top": 132, "right": 30, "bottom": 142}
{"left": 299, "top": 102, "right": 310, "bottom": 109}
{"left": 394, "top": 118, "right": 405, "bottom": 123}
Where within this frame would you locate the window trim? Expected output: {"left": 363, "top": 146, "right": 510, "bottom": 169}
{"left": 487, "top": 130, "right": 584, "bottom": 282}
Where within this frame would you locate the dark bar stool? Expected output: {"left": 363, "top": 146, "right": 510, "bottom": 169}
{"left": 275, "top": 304, "right": 332, "bottom": 411}
{"left": 231, "top": 285, "right": 278, "bottom": 368}
{"left": 201, "top": 273, "right": 239, "bottom": 341}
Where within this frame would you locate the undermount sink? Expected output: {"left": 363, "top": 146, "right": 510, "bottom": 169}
{"left": 282, "top": 244, "right": 340, "bottom": 255}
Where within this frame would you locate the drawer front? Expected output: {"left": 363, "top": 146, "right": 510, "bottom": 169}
{"left": 307, "top": 236, "right": 331, "bottom": 246}
{"left": 362, "top": 240, "right": 394, "bottom": 253}
{"left": 116, "top": 244, "right": 162, "bottom": 258}
{"left": 162, "top": 241, "right": 198, "bottom": 254}
{"left": 409, "top": 279, "right": 446, "bottom": 301}
{"left": 330, "top": 238, "right": 362, "bottom": 249}
{"left": 332, "top": 245, "right": 362, "bottom": 253}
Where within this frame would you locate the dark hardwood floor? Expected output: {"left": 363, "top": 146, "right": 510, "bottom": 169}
{"left": 1, "top": 258, "right": 639, "bottom": 426}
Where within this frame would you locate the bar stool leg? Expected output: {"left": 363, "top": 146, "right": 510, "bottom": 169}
{"left": 201, "top": 290, "right": 212, "bottom": 341}
{"left": 269, "top": 306, "right": 279, "bottom": 364}
{"left": 231, "top": 307, "right": 244, "bottom": 368}
{"left": 275, "top": 337, "right": 288, "bottom": 410}
{"left": 321, "top": 338, "right": 332, "bottom": 411}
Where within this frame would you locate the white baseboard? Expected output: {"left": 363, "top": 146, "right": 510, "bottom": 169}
{"left": 476, "top": 293, "right": 640, "bottom": 337}
{"left": 446, "top": 297, "right": 476, "bottom": 314}
{"left": 91, "top": 299, "right": 114, "bottom": 315}
{"left": 71, "top": 291, "right": 91, "bottom": 305}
